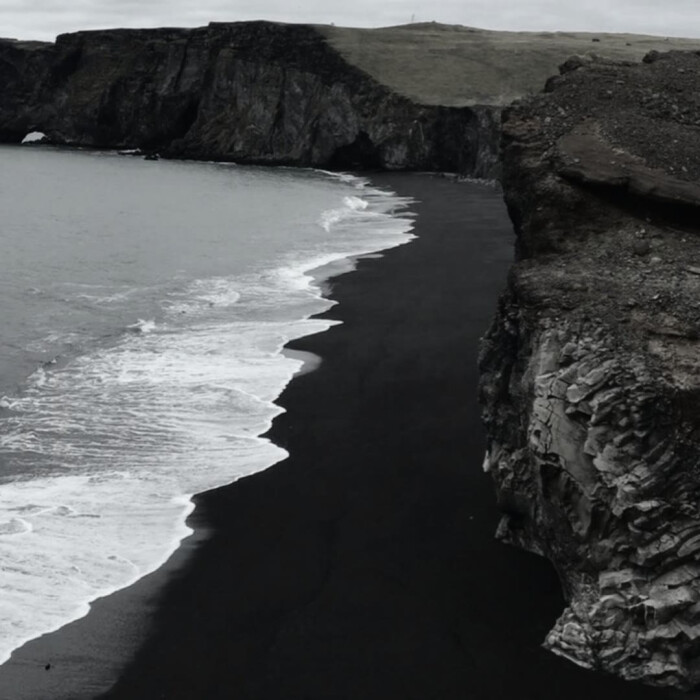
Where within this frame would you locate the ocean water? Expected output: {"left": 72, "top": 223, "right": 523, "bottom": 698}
{"left": 0, "top": 145, "right": 415, "bottom": 664}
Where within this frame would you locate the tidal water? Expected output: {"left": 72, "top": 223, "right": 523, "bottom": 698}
{"left": 0, "top": 145, "right": 415, "bottom": 664}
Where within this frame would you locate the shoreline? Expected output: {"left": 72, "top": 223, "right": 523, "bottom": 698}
{"left": 0, "top": 169, "right": 414, "bottom": 699}
{"left": 0, "top": 173, "right": 677, "bottom": 699}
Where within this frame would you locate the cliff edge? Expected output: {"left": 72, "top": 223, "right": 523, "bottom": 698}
{"left": 0, "top": 22, "right": 498, "bottom": 174}
{"left": 480, "top": 50, "right": 700, "bottom": 689}
{"left": 3, "top": 21, "right": 699, "bottom": 176}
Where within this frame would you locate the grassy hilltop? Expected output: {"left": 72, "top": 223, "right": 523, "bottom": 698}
{"left": 319, "top": 22, "right": 700, "bottom": 106}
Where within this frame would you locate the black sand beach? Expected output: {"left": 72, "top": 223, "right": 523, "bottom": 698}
{"left": 0, "top": 174, "right": 678, "bottom": 699}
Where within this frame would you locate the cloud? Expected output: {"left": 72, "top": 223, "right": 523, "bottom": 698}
{"left": 2, "top": 0, "right": 700, "bottom": 41}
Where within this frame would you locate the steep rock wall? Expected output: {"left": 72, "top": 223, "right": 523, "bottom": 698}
{"left": 480, "top": 51, "right": 700, "bottom": 690}
{"left": 0, "top": 22, "right": 500, "bottom": 175}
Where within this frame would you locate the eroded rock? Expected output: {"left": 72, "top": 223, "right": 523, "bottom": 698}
{"left": 480, "top": 51, "right": 700, "bottom": 690}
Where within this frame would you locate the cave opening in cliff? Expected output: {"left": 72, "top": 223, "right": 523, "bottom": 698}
{"left": 328, "top": 131, "right": 382, "bottom": 170}
{"left": 21, "top": 131, "right": 45, "bottom": 144}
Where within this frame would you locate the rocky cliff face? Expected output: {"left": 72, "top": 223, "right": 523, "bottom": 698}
{"left": 0, "top": 22, "right": 499, "bottom": 175}
{"left": 480, "top": 51, "right": 700, "bottom": 689}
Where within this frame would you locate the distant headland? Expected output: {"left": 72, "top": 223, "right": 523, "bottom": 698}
{"left": 1, "top": 21, "right": 697, "bottom": 177}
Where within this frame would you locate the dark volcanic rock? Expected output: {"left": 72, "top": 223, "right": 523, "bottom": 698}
{"left": 480, "top": 51, "right": 700, "bottom": 689}
{"left": 0, "top": 22, "right": 499, "bottom": 175}
{"left": 0, "top": 39, "right": 55, "bottom": 142}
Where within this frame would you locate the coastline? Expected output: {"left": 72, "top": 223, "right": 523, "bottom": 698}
{"left": 0, "top": 173, "right": 678, "bottom": 699}
{"left": 0, "top": 169, "right": 412, "bottom": 699}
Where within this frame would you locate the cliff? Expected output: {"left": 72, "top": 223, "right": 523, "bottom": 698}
{"left": 480, "top": 50, "right": 700, "bottom": 689}
{"left": 3, "top": 22, "right": 699, "bottom": 176}
{"left": 0, "top": 22, "right": 498, "bottom": 175}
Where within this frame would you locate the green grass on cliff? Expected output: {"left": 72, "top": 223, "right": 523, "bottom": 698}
{"left": 318, "top": 22, "right": 700, "bottom": 106}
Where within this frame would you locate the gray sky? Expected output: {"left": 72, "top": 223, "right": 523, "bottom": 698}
{"left": 4, "top": 0, "right": 700, "bottom": 41}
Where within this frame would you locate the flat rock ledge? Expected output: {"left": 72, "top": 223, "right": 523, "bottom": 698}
{"left": 480, "top": 50, "right": 700, "bottom": 690}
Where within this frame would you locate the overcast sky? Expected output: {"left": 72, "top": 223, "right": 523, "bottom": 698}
{"left": 4, "top": 0, "right": 700, "bottom": 42}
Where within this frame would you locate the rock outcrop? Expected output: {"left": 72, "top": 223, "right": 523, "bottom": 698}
{"left": 480, "top": 51, "right": 700, "bottom": 689}
{"left": 0, "top": 22, "right": 499, "bottom": 175}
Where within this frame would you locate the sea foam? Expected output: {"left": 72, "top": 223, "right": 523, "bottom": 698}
{"left": 0, "top": 171, "right": 415, "bottom": 666}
